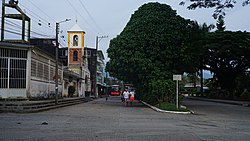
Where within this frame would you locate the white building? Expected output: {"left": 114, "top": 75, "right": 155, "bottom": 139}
{"left": 0, "top": 41, "right": 63, "bottom": 99}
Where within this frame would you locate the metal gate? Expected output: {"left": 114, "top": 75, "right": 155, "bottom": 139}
{"left": 0, "top": 48, "right": 27, "bottom": 98}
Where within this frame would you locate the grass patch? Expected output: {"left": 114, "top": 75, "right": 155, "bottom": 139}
{"left": 156, "top": 102, "right": 190, "bottom": 112}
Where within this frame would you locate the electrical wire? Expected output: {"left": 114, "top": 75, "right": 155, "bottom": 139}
{"left": 5, "top": 19, "right": 54, "bottom": 38}
{"left": 2, "top": 2, "right": 69, "bottom": 46}
{"left": 1, "top": 27, "right": 39, "bottom": 39}
{"left": 18, "top": 3, "right": 68, "bottom": 46}
{"left": 19, "top": 3, "right": 55, "bottom": 31}
{"left": 78, "top": 0, "right": 103, "bottom": 33}
{"left": 66, "top": 0, "right": 99, "bottom": 34}
{"left": 27, "top": 0, "right": 56, "bottom": 23}
{"left": 1, "top": 26, "right": 67, "bottom": 47}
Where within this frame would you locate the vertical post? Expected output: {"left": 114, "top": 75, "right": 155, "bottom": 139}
{"left": 22, "top": 15, "right": 25, "bottom": 42}
{"left": 93, "top": 36, "right": 98, "bottom": 98}
{"left": 94, "top": 35, "right": 108, "bottom": 98}
{"left": 55, "top": 22, "right": 59, "bottom": 104}
{"left": 96, "top": 36, "right": 99, "bottom": 50}
{"left": 27, "top": 19, "right": 31, "bottom": 42}
{"left": 1, "top": 0, "right": 5, "bottom": 41}
{"left": 176, "top": 80, "right": 179, "bottom": 109}
{"left": 200, "top": 67, "right": 203, "bottom": 94}
{"left": 106, "top": 71, "right": 108, "bottom": 96}
{"left": 173, "top": 75, "right": 181, "bottom": 109}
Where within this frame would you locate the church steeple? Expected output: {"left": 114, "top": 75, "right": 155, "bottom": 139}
{"left": 67, "top": 23, "right": 85, "bottom": 65}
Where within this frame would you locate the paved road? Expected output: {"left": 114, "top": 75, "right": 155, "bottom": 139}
{"left": 182, "top": 98, "right": 250, "bottom": 141}
{"left": 0, "top": 97, "right": 249, "bottom": 141}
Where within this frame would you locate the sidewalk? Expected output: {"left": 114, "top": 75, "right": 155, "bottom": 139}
{"left": 0, "top": 97, "right": 93, "bottom": 113}
{"left": 187, "top": 96, "right": 250, "bottom": 107}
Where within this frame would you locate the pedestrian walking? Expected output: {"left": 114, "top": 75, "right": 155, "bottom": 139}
{"left": 123, "top": 89, "right": 129, "bottom": 106}
{"left": 129, "top": 90, "right": 135, "bottom": 106}
{"left": 121, "top": 94, "right": 125, "bottom": 102}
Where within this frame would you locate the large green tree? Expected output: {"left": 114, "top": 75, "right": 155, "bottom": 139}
{"left": 202, "top": 31, "right": 250, "bottom": 93}
{"left": 185, "top": 21, "right": 215, "bottom": 92}
{"left": 107, "top": 2, "right": 192, "bottom": 102}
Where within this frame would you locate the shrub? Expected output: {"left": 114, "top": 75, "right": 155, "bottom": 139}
{"left": 149, "top": 79, "right": 175, "bottom": 104}
{"left": 157, "top": 102, "right": 189, "bottom": 112}
{"left": 240, "top": 91, "right": 250, "bottom": 100}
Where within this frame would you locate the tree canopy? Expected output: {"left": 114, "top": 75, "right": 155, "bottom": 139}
{"left": 107, "top": 2, "right": 250, "bottom": 102}
{"left": 202, "top": 31, "right": 250, "bottom": 91}
{"left": 180, "top": 0, "right": 250, "bottom": 18}
{"left": 107, "top": 2, "right": 192, "bottom": 103}
{"left": 107, "top": 2, "right": 191, "bottom": 81}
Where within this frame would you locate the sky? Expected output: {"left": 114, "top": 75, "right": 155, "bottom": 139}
{"left": 1, "top": 0, "right": 250, "bottom": 63}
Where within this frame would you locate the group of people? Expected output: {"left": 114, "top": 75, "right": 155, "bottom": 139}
{"left": 122, "top": 89, "right": 135, "bottom": 106}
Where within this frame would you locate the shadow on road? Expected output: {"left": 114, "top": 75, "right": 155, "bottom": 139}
{"left": 96, "top": 96, "right": 146, "bottom": 108}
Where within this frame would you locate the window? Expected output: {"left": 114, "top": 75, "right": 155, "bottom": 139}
{"left": 0, "top": 48, "right": 27, "bottom": 89}
{"left": 84, "top": 50, "right": 91, "bottom": 57}
{"left": 0, "top": 58, "right": 8, "bottom": 88}
{"left": 44, "top": 64, "right": 49, "bottom": 81}
{"left": 50, "top": 67, "right": 55, "bottom": 81}
{"left": 65, "top": 50, "right": 68, "bottom": 56}
{"left": 31, "top": 60, "right": 37, "bottom": 77}
{"left": 37, "top": 62, "right": 44, "bottom": 78}
{"left": 73, "top": 51, "right": 78, "bottom": 61}
{"left": 9, "top": 59, "right": 26, "bottom": 88}
{"left": 73, "top": 35, "right": 78, "bottom": 46}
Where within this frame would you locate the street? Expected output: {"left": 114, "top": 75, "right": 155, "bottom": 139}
{"left": 0, "top": 97, "right": 250, "bottom": 141}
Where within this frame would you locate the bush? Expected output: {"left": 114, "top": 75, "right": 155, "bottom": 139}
{"left": 240, "top": 91, "right": 250, "bottom": 100}
{"left": 156, "top": 102, "right": 189, "bottom": 112}
{"left": 142, "top": 92, "right": 158, "bottom": 106}
{"left": 149, "top": 79, "right": 175, "bottom": 103}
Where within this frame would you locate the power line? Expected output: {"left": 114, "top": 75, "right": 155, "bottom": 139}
{"left": 4, "top": 19, "right": 53, "bottom": 38}
{"left": 1, "top": 27, "right": 39, "bottom": 39}
{"left": 27, "top": 0, "right": 56, "bottom": 23}
{"left": 78, "top": 0, "right": 103, "bottom": 33}
{"left": 1, "top": 26, "right": 66, "bottom": 47}
{"left": 2, "top": 2, "right": 68, "bottom": 46}
{"left": 2, "top": 19, "right": 53, "bottom": 39}
{"left": 19, "top": 3, "right": 55, "bottom": 30}
{"left": 5, "top": 19, "right": 54, "bottom": 38}
{"left": 18, "top": 2, "right": 68, "bottom": 46}
{"left": 66, "top": 0, "right": 99, "bottom": 34}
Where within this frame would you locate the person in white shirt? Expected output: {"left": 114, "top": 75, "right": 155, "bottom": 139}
{"left": 123, "top": 89, "right": 129, "bottom": 106}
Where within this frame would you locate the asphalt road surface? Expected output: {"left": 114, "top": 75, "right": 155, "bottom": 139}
{"left": 0, "top": 96, "right": 249, "bottom": 141}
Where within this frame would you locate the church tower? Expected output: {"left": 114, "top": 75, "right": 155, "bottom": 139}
{"left": 67, "top": 23, "right": 85, "bottom": 74}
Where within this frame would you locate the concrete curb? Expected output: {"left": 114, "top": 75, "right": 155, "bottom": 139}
{"left": 141, "top": 101, "right": 192, "bottom": 114}
{"left": 187, "top": 97, "right": 250, "bottom": 107}
{"left": 0, "top": 98, "right": 93, "bottom": 113}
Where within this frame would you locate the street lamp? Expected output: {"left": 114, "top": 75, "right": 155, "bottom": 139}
{"left": 55, "top": 19, "right": 71, "bottom": 104}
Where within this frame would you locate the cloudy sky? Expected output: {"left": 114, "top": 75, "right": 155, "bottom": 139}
{"left": 1, "top": 0, "right": 250, "bottom": 62}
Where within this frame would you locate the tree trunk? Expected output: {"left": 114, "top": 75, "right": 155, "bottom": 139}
{"left": 216, "top": 70, "right": 237, "bottom": 98}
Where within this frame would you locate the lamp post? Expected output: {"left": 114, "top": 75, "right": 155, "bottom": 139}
{"left": 93, "top": 35, "right": 108, "bottom": 98}
{"left": 55, "top": 19, "right": 71, "bottom": 104}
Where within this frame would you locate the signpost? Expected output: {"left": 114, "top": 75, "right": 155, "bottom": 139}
{"left": 173, "top": 75, "right": 182, "bottom": 109}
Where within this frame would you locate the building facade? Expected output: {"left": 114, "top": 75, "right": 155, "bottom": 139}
{"left": 84, "top": 47, "right": 105, "bottom": 97}
{"left": 65, "top": 23, "right": 91, "bottom": 97}
{"left": 0, "top": 40, "right": 64, "bottom": 99}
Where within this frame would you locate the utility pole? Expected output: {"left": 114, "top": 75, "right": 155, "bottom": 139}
{"left": 1, "top": 0, "right": 5, "bottom": 41}
{"left": 55, "top": 23, "right": 59, "bottom": 104}
{"left": 55, "top": 19, "right": 71, "bottom": 104}
{"left": 93, "top": 35, "right": 108, "bottom": 98}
